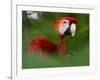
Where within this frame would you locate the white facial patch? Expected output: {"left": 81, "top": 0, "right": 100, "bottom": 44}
{"left": 70, "top": 23, "right": 76, "bottom": 37}
{"left": 59, "top": 20, "right": 69, "bottom": 35}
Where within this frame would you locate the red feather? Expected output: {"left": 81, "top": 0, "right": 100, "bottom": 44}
{"left": 28, "top": 36, "right": 58, "bottom": 54}
{"left": 52, "top": 17, "right": 77, "bottom": 27}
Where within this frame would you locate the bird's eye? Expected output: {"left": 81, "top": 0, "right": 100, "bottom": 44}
{"left": 63, "top": 21, "right": 67, "bottom": 24}
{"left": 61, "top": 20, "right": 69, "bottom": 28}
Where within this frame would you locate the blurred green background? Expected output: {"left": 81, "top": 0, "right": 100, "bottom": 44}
{"left": 22, "top": 11, "right": 89, "bottom": 69}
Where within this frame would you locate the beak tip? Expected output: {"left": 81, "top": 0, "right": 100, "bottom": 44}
{"left": 71, "top": 33, "right": 75, "bottom": 37}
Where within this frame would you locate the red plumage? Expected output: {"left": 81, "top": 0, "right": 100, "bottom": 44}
{"left": 52, "top": 17, "right": 77, "bottom": 27}
{"left": 28, "top": 36, "right": 58, "bottom": 54}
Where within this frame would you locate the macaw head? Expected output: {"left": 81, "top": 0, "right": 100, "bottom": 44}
{"left": 52, "top": 17, "right": 77, "bottom": 37}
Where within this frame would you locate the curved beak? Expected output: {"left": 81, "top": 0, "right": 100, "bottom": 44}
{"left": 70, "top": 23, "right": 76, "bottom": 37}
{"left": 64, "top": 23, "right": 76, "bottom": 37}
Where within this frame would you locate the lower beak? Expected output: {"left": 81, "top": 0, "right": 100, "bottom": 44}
{"left": 64, "top": 29, "right": 71, "bottom": 36}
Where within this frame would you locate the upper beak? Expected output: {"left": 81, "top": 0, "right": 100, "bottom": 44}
{"left": 70, "top": 23, "right": 76, "bottom": 37}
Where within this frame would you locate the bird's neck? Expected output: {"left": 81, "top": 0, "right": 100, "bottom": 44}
{"left": 58, "top": 34, "right": 65, "bottom": 51}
